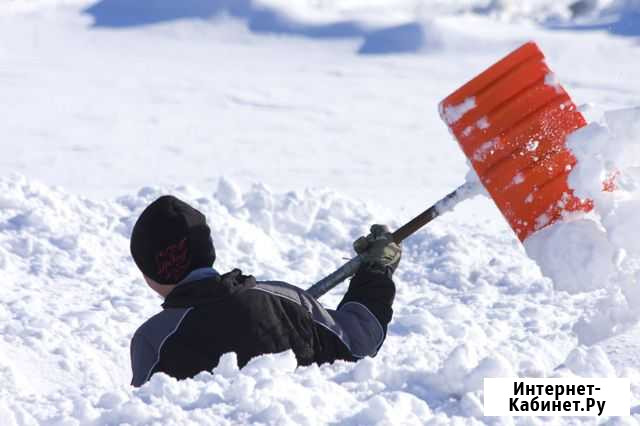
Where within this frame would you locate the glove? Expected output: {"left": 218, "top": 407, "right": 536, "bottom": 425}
{"left": 353, "top": 224, "right": 402, "bottom": 274}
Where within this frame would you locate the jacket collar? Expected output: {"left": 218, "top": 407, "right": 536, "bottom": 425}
{"left": 162, "top": 268, "right": 256, "bottom": 309}
{"left": 179, "top": 267, "right": 220, "bottom": 285}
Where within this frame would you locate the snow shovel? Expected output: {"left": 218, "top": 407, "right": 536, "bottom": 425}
{"left": 308, "top": 41, "right": 590, "bottom": 299}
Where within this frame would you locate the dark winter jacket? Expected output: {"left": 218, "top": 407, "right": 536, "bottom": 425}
{"left": 130, "top": 267, "right": 395, "bottom": 386}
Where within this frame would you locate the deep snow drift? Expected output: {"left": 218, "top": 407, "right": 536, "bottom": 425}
{"left": 1, "top": 174, "right": 637, "bottom": 424}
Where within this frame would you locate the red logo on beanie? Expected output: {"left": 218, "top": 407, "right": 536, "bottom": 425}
{"left": 156, "top": 238, "right": 191, "bottom": 282}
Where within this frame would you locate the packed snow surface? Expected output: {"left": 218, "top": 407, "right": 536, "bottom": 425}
{"left": 2, "top": 0, "right": 640, "bottom": 424}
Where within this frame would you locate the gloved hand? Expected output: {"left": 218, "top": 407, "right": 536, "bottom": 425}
{"left": 353, "top": 224, "right": 402, "bottom": 274}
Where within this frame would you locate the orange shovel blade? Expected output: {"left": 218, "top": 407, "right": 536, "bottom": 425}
{"left": 439, "top": 41, "right": 592, "bottom": 241}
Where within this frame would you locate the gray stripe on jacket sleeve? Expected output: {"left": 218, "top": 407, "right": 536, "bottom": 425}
{"left": 130, "top": 307, "right": 192, "bottom": 387}
{"left": 130, "top": 331, "right": 156, "bottom": 387}
{"left": 329, "top": 302, "right": 385, "bottom": 357}
{"left": 252, "top": 281, "right": 383, "bottom": 358}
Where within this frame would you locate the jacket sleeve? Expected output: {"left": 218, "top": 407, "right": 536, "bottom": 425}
{"left": 335, "top": 269, "right": 396, "bottom": 344}
{"left": 249, "top": 275, "right": 395, "bottom": 364}
{"left": 129, "top": 308, "right": 195, "bottom": 387}
{"left": 130, "top": 332, "right": 157, "bottom": 387}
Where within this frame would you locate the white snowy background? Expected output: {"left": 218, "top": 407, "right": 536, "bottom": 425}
{"left": 1, "top": 0, "right": 640, "bottom": 424}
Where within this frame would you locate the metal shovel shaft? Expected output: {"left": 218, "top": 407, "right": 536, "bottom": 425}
{"left": 307, "top": 182, "right": 480, "bottom": 299}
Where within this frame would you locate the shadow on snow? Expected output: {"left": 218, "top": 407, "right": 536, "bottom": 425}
{"left": 545, "top": 11, "right": 640, "bottom": 37}
{"left": 83, "top": 0, "right": 426, "bottom": 54}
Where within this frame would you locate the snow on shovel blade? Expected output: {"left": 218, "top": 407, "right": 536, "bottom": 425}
{"left": 439, "top": 41, "right": 592, "bottom": 241}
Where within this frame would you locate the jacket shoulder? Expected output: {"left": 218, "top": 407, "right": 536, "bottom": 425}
{"left": 130, "top": 307, "right": 193, "bottom": 387}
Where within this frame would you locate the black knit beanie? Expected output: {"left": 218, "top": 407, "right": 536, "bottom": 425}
{"left": 130, "top": 195, "right": 215, "bottom": 284}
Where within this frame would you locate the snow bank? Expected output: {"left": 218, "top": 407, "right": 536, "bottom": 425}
{"left": 2, "top": 174, "right": 636, "bottom": 424}
{"left": 524, "top": 218, "right": 616, "bottom": 293}
{"left": 523, "top": 107, "right": 640, "bottom": 343}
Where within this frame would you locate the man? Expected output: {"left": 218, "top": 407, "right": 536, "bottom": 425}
{"left": 129, "top": 195, "right": 401, "bottom": 387}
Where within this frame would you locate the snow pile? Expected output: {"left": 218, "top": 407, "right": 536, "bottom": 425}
{"left": 524, "top": 107, "right": 640, "bottom": 343}
{"left": 524, "top": 219, "right": 616, "bottom": 294}
{"left": 250, "top": 0, "right": 592, "bottom": 24}
{"left": 2, "top": 174, "right": 636, "bottom": 424}
{"left": 97, "top": 351, "right": 434, "bottom": 425}
{"left": 569, "top": 108, "right": 640, "bottom": 248}
{"left": 552, "top": 345, "right": 618, "bottom": 378}
{"left": 568, "top": 0, "right": 640, "bottom": 17}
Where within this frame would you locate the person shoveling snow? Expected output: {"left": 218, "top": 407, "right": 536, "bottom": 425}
{"left": 126, "top": 41, "right": 637, "bottom": 389}
{"left": 128, "top": 195, "right": 401, "bottom": 386}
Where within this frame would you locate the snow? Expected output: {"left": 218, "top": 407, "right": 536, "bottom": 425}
{"left": 524, "top": 107, "right": 640, "bottom": 347}
{"left": 473, "top": 139, "right": 499, "bottom": 162}
{"left": 526, "top": 139, "right": 540, "bottom": 152}
{"left": 441, "top": 97, "right": 477, "bottom": 125}
{"left": 511, "top": 173, "right": 525, "bottom": 186}
{"left": 476, "top": 117, "right": 490, "bottom": 129}
{"left": 524, "top": 218, "right": 616, "bottom": 293}
{"left": 544, "top": 71, "right": 563, "bottom": 93}
{"left": 5, "top": 173, "right": 638, "bottom": 424}
{"left": 2, "top": 0, "right": 640, "bottom": 424}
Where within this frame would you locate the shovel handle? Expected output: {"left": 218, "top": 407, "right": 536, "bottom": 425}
{"left": 307, "top": 182, "right": 479, "bottom": 299}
